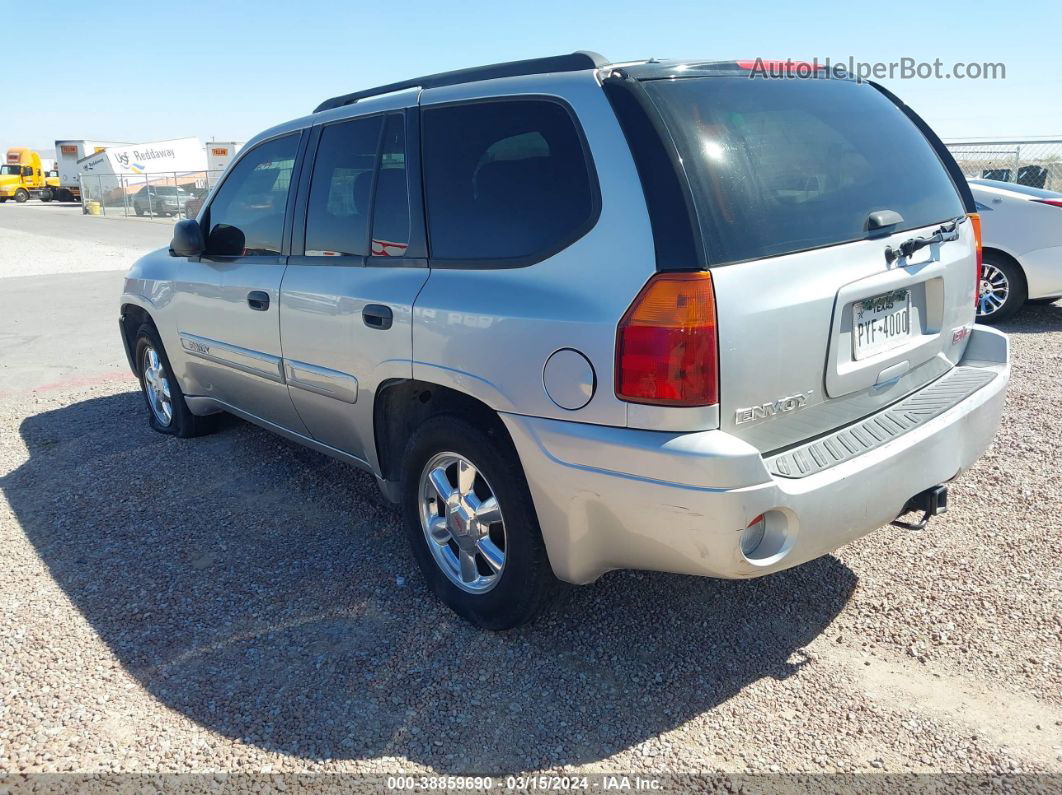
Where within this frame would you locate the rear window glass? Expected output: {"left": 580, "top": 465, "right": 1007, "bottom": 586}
{"left": 643, "top": 77, "right": 965, "bottom": 265}
{"left": 422, "top": 99, "right": 595, "bottom": 262}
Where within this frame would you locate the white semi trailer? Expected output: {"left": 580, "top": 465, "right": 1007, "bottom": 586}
{"left": 52, "top": 140, "right": 129, "bottom": 202}
{"left": 205, "top": 141, "right": 243, "bottom": 173}
{"left": 76, "top": 138, "right": 210, "bottom": 209}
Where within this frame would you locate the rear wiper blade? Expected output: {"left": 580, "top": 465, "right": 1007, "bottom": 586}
{"left": 885, "top": 219, "right": 961, "bottom": 264}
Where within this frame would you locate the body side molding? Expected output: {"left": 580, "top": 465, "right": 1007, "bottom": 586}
{"left": 178, "top": 332, "right": 284, "bottom": 383}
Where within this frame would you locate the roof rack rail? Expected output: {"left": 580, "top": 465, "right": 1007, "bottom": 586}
{"left": 313, "top": 51, "right": 609, "bottom": 113}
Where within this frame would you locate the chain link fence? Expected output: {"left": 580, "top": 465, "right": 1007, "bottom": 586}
{"left": 945, "top": 139, "right": 1062, "bottom": 192}
{"left": 78, "top": 170, "right": 224, "bottom": 219}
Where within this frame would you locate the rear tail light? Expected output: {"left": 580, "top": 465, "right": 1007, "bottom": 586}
{"left": 969, "top": 212, "right": 983, "bottom": 308}
{"left": 616, "top": 272, "right": 719, "bottom": 406}
{"left": 1033, "top": 199, "right": 1062, "bottom": 208}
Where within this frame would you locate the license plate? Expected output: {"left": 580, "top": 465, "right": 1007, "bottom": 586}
{"left": 853, "top": 289, "right": 912, "bottom": 360}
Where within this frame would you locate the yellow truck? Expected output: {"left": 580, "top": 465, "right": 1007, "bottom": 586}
{"left": 0, "top": 148, "right": 59, "bottom": 202}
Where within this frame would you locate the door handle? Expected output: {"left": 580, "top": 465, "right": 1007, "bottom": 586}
{"left": 362, "top": 304, "right": 393, "bottom": 330}
{"left": 247, "top": 290, "right": 270, "bottom": 311}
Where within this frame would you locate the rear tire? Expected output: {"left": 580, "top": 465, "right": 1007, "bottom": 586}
{"left": 977, "top": 253, "right": 1026, "bottom": 324}
{"left": 400, "top": 414, "right": 557, "bottom": 630}
{"left": 134, "top": 322, "right": 217, "bottom": 438}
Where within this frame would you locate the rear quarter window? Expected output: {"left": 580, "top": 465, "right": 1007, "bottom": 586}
{"left": 421, "top": 99, "right": 597, "bottom": 265}
{"left": 643, "top": 76, "right": 966, "bottom": 265}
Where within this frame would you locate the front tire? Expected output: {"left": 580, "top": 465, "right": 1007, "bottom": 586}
{"left": 400, "top": 415, "right": 557, "bottom": 630}
{"left": 977, "top": 254, "right": 1026, "bottom": 324}
{"left": 134, "top": 323, "right": 216, "bottom": 438}
{"left": 14, "top": 189, "right": 28, "bottom": 203}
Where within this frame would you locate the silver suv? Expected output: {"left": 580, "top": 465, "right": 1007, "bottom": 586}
{"left": 132, "top": 185, "right": 194, "bottom": 217}
{"left": 119, "top": 53, "right": 1009, "bottom": 629}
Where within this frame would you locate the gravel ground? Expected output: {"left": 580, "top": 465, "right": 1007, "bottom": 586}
{"left": 0, "top": 212, "right": 1060, "bottom": 779}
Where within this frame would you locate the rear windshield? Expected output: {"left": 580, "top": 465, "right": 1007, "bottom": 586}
{"left": 642, "top": 76, "right": 965, "bottom": 265}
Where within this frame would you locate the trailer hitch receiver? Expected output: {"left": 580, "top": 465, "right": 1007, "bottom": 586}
{"left": 891, "top": 485, "right": 949, "bottom": 531}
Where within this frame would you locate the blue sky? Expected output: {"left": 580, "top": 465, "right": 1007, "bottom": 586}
{"left": 5, "top": 0, "right": 1060, "bottom": 153}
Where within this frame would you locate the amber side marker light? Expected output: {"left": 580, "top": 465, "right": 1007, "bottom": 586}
{"left": 969, "top": 212, "right": 983, "bottom": 308}
{"left": 616, "top": 271, "right": 719, "bottom": 407}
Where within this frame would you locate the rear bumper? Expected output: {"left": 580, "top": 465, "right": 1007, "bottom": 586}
{"left": 502, "top": 326, "right": 1009, "bottom": 585}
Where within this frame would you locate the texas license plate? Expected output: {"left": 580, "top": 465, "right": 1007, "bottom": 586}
{"left": 853, "top": 289, "right": 912, "bottom": 360}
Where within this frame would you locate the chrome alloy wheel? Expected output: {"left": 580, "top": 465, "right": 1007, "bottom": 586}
{"left": 978, "top": 262, "right": 1010, "bottom": 317}
{"left": 142, "top": 346, "right": 173, "bottom": 426}
{"left": 419, "top": 452, "right": 507, "bottom": 593}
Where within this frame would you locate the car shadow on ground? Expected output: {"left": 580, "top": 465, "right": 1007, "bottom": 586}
{"left": 2, "top": 392, "right": 857, "bottom": 771}
{"left": 994, "top": 300, "right": 1061, "bottom": 334}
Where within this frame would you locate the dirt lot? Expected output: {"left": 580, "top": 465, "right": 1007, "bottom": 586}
{"left": 0, "top": 202, "right": 1060, "bottom": 778}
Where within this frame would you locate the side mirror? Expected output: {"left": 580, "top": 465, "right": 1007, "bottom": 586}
{"left": 170, "top": 219, "right": 205, "bottom": 257}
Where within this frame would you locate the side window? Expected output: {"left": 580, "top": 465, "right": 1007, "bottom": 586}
{"left": 421, "top": 99, "right": 595, "bottom": 262}
{"left": 304, "top": 116, "right": 382, "bottom": 257}
{"left": 205, "top": 134, "right": 299, "bottom": 257}
{"left": 370, "top": 114, "right": 410, "bottom": 257}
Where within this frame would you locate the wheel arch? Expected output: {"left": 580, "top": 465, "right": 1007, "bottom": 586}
{"left": 119, "top": 302, "right": 155, "bottom": 375}
{"left": 373, "top": 379, "right": 519, "bottom": 486}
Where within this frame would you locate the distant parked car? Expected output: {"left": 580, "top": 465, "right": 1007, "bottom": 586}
{"left": 969, "top": 179, "right": 1062, "bottom": 322}
{"left": 132, "top": 186, "right": 194, "bottom": 217}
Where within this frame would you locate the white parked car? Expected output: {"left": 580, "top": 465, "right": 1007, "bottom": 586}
{"left": 968, "top": 179, "right": 1062, "bottom": 322}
